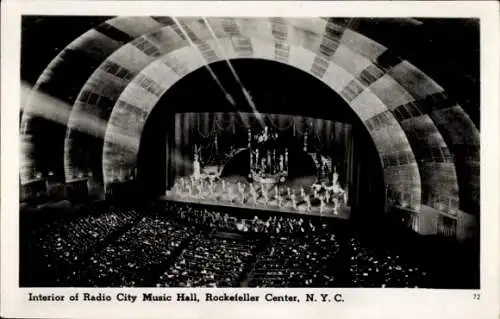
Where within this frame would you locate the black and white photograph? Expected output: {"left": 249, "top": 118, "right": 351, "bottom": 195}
{"left": 18, "top": 14, "right": 482, "bottom": 289}
{"left": 2, "top": 1, "right": 500, "bottom": 319}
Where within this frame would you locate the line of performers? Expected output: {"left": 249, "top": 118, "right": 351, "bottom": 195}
{"left": 172, "top": 174, "right": 347, "bottom": 216}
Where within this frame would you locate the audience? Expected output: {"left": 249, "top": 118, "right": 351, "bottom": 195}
{"left": 167, "top": 201, "right": 323, "bottom": 234}
{"left": 79, "top": 215, "right": 195, "bottom": 287}
{"left": 24, "top": 206, "right": 139, "bottom": 285}
{"left": 21, "top": 200, "right": 429, "bottom": 288}
{"left": 250, "top": 234, "right": 340, "bottom": 287}
{"left": 158, "top": 235, "right": 257, "bottom": 287}
{"left": 347, "top": 237, "right": 427, "bottom": 288}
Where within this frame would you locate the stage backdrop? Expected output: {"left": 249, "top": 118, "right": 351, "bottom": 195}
{"left": 170, "top": 112, "right": 352, "bottom": 180}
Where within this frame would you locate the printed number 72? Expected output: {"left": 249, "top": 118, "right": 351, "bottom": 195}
{"left": 473, "top": 293, "right": 480, "bottom": 300}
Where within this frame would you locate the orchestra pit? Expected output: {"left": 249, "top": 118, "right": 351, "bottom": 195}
{"left": 20, "top": 17, "right": 479, "bottom": 288}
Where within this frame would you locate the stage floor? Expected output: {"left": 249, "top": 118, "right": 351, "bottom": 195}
{"left": 163, "top": 174, "right": 351, "bottom": 220}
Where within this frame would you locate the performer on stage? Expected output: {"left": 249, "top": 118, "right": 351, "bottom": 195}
{"left": 209, "top": 179, "right": 215, "bottom": 195}
{"left": 277, "top": 195, "right": 283, "bottom": 208}
{"left": 263, "top": 190, "right": 269, "bottom": 206}
{"left": 173, "top": 181, "right": 180, "bottom": 193}
{"left": 250, "top": 184, "right": 258, "bottom": 204}
{"left": 305, "top": 194, "right": 311, "bottom": 211}
{"left": 238, "top": 182, "right": 245, "bottom": 203}
{"left": 193, "top": 152, "right": 201, "bottom": 180}
{"left": 325, "top": 190, "right": 331, "bottom": 203}
{"left": 319, "top": 196, "right": 326, "bottom": 215}
{"left": 332, "top": 165, "right": 338, "bottom": 184}
{"left": 291, "top": 193, "right": 297, "bottom": 210}
{"left": 209, "top": 182, "right": 214, "bottom": 197}
{"left": 332, "top": 197, "right": 339, "bottom": 215}
{"left": 196, "top": 183, "right": 203, "bottom": 198}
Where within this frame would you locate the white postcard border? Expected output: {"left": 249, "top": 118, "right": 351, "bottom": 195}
{"left": 1, "top": 1, "right": 499, "bottom": 319}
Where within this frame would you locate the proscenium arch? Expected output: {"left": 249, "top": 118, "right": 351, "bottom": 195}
{"left": 135, "top": 61, "right": 386, "bottom": 210}
{"left": 20, "top": 17, "right": 478, "bottom": 216}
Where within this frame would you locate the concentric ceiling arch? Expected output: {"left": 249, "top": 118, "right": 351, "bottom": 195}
{"left": 20, "top": 16, "right": 480, "bottom": 217}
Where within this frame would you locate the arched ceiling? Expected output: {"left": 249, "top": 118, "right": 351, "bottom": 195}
{"left": 20, "top": 16, "right": 480, "bottom": 215}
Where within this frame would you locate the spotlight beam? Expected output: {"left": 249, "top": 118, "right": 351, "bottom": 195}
{"left": 21, "top": 82, "right": 138, "bottom": 152}
{"left": 171, "top": 17, "right": 236, "bottom": 107}
{"left": 202, "top": 17, "right": 264, "bottom": 127}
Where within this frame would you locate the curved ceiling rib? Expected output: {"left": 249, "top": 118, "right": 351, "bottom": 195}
{"left": 20, "top": 16, "right": 166, "bottom": 183}
{"left": 63, "top": 19, "right": 178, "bottom": 182}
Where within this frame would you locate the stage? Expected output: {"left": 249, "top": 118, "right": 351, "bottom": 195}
{"left": 162, "top": 174, "right": 351, "bottom": 220}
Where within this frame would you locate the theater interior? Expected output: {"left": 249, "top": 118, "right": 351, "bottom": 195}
{"left": 19, "top": 17, "right": 480, "bottom": 288}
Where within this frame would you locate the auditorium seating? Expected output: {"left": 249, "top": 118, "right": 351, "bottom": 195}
{"left": 347, "top": 237, "right": 428, "bottom": 288}
{"left": 23, "top": 206, "right": 140, "bottom": 285}
{"left": 21, "top": 200, "right": 432, "bottom": 288}
{"left": 79, "top": 215, "right": 195, "bottom": 287}
{"left": 249, "top": 234, "right": 340, "bottom": 287}
{"left": 157, "top": 235, "right": 258, "bottom": 287}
